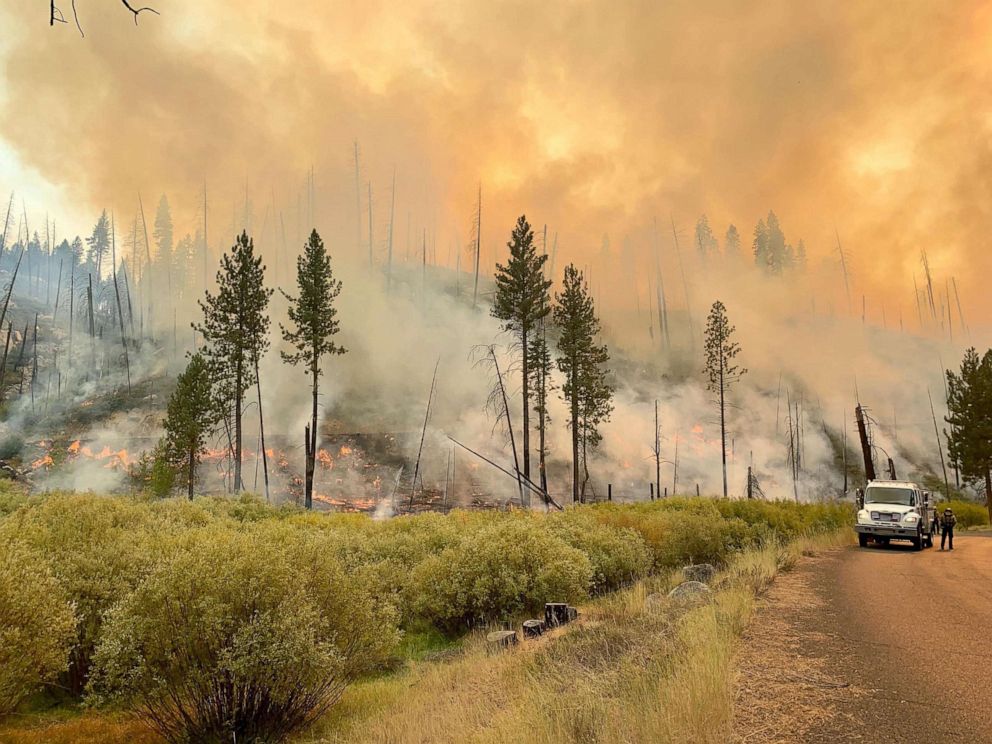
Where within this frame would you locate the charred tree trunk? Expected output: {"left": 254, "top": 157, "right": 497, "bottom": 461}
{"left": 0, "top": 322, "right": 11, "bottom": 388}
{"left": 304, "top": 358, "right": 318, "bottom": 510}
{"left": 570, "top": 364, "right": 579, "bottom": 504}
{"left": 255, "top": 352, "right": 271, "bottom": 503}
{"left": 521, "top": 327, "right": 530, "bottom": 481}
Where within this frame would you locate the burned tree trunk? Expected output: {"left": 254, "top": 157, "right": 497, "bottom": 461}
{"left": 854, "top": 404, "right": 875, "bottom": 482}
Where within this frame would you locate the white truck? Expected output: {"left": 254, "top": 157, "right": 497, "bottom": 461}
{"left": 855, "top": 480, "right": 934, "bottom": 550}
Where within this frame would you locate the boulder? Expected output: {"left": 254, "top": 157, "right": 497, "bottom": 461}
{"left": 682, "top": 563, "right": 717, "bottom": 584}
{"left": 667, "top": 580, "right": 712, "bottom": 600}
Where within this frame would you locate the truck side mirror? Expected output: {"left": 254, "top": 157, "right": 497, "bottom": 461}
{"left": 924, "top": 492, "right": 930, "bottom": 505}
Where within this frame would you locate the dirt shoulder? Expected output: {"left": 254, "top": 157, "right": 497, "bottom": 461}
{"left": 734, "top": 536, "right": 992, "bottom": 743}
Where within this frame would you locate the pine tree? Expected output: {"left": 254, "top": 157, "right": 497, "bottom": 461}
{"left": 491, "top": 215, "right": 552, "bottom": 484}
{"left": 724, "top": 224, "right": 741, "bottom": 257}
{"left": 161, "top": 353, "right": 216, "bottom": 499}
{"left": 703, "top": 300, "right": 745, "bottom": 499}
{"left": 795, "top": 239, "right": 808, "bottom": 271}
{"left": 695, "top": 215, "right": 718, "bottom": 259}
{"left": 195, "top": 231, "right": 272, "bottom": 492}
{"left": 751, "top": 219, "right": 768, "bottom": 268}
{"left": 86, "top": 211, "right": 110, "bottom": 279}
{"left": 554, "top": 264, "right": 612, "bottom": 503}
{"left": 764, "top": 211, "right": 786, "bottom": 274}
{"left": 945, "top": 347, "right": 992, "bottom": 523}
{"left": 281, "top": 229, "right": 347, "bottom": 510}
{"left": 153, "top": 195, "right": 173, "bottom": 265}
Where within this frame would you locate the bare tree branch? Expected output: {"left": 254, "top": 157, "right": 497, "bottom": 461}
{"left": 120, "top": 0, "right": 160, "bottom": 25}
{"left": 57, "top": 0, "right": 160, "bottom": 36}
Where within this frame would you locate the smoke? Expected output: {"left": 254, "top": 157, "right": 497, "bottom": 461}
{"left": 1, "top": 1, "right": 989, "bottom": 503}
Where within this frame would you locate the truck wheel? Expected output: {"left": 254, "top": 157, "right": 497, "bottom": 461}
{"left": 912, "top": 528, "right": 923, "bottom": 551}
{"left": 858, "top": 533, "right": 869, "bottom": 548}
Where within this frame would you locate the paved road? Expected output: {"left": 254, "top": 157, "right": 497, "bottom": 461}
{"left": 741, "top": 535, "right": 992, "bottom": 743}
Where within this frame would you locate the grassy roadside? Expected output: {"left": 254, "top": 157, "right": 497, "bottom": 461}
{"left": 300, "top": 529, "right": 853, "bottom": 744}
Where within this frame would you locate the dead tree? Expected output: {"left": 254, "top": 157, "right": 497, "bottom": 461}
{"left": 652, "top": 399, "right": 661, "bottom": 500}
{"left": 0, "top": 246, "right": 25, "bottom": 334}
{"left": 353, "top": 141, "right": 362, "bottom": 261}
{"left": 387, "top": 168, "right": 396, "bottom": 290}
{"left": 854, "top": 403, "right": 876, "bottom": 482}
{"left": 927, "top": 387, "right": 950, "bottom": 500}
{"left": 410, "top": 359, "right": 440, "bottom": 508}
{"left": 0, "top": 322, "right": 11, "bottom": 388}
{"left": 472, "top": 183, "right": 482, "bottom": 308}
{"left": 110, "top": 214, "right": 131, "bottom": 392}
{"left": 0, "top": 192, "right": 13, "bottom": 255}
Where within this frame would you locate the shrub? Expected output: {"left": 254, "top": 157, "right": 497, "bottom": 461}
{"left": 937, "top": 499, "right": 989, "bottom": 529}
{"left": 410, "top": 518, "right": 593, "bottom": 629}
{"left": 0, "top": 543, "right": 76, "bottom": 718}
{"left": 88, "top": 525, "right": 399, "bottom": 744}
{"left": 547, "top": 510, "right": 652, "bottom": 593}
{"left": 0, "top": 494, "right": 166, "bottom": 695}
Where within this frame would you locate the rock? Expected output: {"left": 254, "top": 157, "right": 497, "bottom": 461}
{"left": 667, "top": 580, "right": 712, "bottom": 600}
{"left": 682, "top": 563, "right": 717, "bottom": 583}
{"left": 522, "top": 619, "right": 545, "bottom": 638}
{"left": 545, "top": 602, "right": 570, "bottom": 627}
{"left": 486, "top": 630, "right": 518, "bottom": 650}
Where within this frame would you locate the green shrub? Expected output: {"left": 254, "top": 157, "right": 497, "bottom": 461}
{"left": 88, "top": 525, "right": 398, "bottom": 744}
{"left": 937, "top": 499, "right": 989, "bottom": 529}
{"left": 410, "top": 518, "right": 593, "bottom": 629}
{"left": 0, "top": 543, "right": 76, "bottom": 718}
{"left": 547, "top": 510, "right": 652, "bottom": 593}
{"left": 0, "top": 494, "right": 167, "bottom": 694}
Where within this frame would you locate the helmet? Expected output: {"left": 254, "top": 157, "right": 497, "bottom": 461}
{"left": 944, "top": 508, "right": 953, "bottom": 513}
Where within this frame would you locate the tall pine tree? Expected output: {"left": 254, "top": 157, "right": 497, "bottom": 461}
{"left": 491, "top": 215, "right": 551, "bottom": 484}
{"left": 195, "top": 231, "right": 272, "bottom": 492}
{"left": 281, "top": 229, "right": 346, "bottom": 510}
{"left": 554, "top": 264, "right": 612, "bottom": 503}
{"left": 703, "top": 300, "right": 745, "bottom": 498}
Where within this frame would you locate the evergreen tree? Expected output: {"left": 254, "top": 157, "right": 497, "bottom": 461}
{"left": 764, "top": 211, "right": 786, "bottom": 274}
{"left": 695, "top": 215, "right": 718, "bottom": 259}
{"left": 554, "top": 264, "right": 612, "bottom": 503}
{"left": 280, "top": 229, "right": 346, "bottom": 510}
{"left": 161, "top": 353, "right": 216, "bottom": 499}
{"left": 751, "top": 219, "right": 768, "bottom": 268}
{"left": 491, "top": 215, "right": 552, "bottom": 484}
{"left": 195, "top": 231, "right": 272, "bottom": 492}
{"left": 946, "top": 347, "right": 992, "bottom": 523}
{"left": 86, "top": 211, "right": 110, "bottom": 279}
{"left": 795, "top": 239, "right": 808, "bottom": 271}
{"left": 724, "top": 224, "right": 741, "bottom": 257}
{"left": 153, "top": 195, "right": 173, "bottom": 264}
{"left": 703, "top": 300, "right": 745, "bottom": 498}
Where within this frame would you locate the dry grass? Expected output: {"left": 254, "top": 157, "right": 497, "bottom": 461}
{"left": 302, "top": 532, "right": 851, "bottom": 744}
{"left": 0, "top": 711, "right": 159, "bottom": 744}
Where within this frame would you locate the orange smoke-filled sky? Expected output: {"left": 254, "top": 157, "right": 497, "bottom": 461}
{"left": 1, "top": 0, "right": 991, "bottom": 319}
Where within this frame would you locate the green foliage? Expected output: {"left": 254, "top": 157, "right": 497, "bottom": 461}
{"left": 0, "top": 543, "right": 75, "bottom": 718}
{"left": 410, "top": 518, "right": 593, "bottom": 630}
{"left": 88, "top": 525, "right": 398, "bottom": 744}
{"left": 945, "top": 347, "right": 992, "bottom": 522}
{"left": 195, "top": 231, "right": 273, "bottom": 491}
{"left": 554, "top": 263, "right": 613, "bottom": 501}
{"left": 695, "top": 214, "right": 718, "bottom": 259}
{"left": 280, "top": 229, "right": 346, "bottom": 374}
{"left": 0, "top": 495, "right": 166, "bottom": 695}
{"left": 936, "top": 499, "right": 989, "bottom": 529}
{"left": 547, "top": 510, "right": 651, "bottom": 593}
{"left": 491, "top": 215, "right": 552, "bottom": 341}
{"left": 161, "top": 353, "right": 216, "bottom": 499}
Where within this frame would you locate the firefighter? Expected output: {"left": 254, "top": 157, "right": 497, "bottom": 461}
{"left": 940, "top": 507, "right": 957, "bottom": 551}
{"left": 931, "top": 509, "right": 941, "bottom": 538}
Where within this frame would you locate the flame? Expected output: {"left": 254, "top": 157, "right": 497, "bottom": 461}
{"left": 31, "top": 455, "right": 54, "bottom": 470}
{"left": 316, "top": 449, "right": 334, "bottom": 469}
{"left": 67, "top": 440, "right": 81, "bottom": 454}
{"left": 339, "top": 445, "right": 353, "bottom": 456}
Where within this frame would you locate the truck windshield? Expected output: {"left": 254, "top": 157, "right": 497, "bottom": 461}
{"left": 865, "top": 487, "right": 913, "bottom": 505}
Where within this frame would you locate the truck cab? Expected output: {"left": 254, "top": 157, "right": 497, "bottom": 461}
{"left": 855, "top": 480, "right": 934, "bottom": 550}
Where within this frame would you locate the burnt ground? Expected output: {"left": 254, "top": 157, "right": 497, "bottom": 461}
{"left": 734, "top": 535, "right": 992, "bottom": 743}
